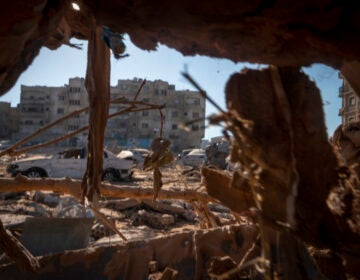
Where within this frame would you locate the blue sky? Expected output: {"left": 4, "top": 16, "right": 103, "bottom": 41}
{"left": 0, "top": 36, "right": 342, "bottom": 139}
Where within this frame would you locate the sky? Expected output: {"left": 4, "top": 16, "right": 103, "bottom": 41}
{"left": 0, "top": 36, "right": 342, "bottom": 140}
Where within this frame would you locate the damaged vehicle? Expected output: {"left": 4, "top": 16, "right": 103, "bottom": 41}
{"left": 6, "top": 147, "right": 133, "bottom": 182}
{"left": 182, "top": 149, "right": 207, "bottom": 167}
{"left": 117, "top": 148, "right": 150, "bottom": 168}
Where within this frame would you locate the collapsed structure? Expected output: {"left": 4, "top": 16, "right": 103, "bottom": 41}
{"left": 0, "top": 0, "right": 359, "bottom": 279}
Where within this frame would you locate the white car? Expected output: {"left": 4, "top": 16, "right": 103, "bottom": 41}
{"left": 6, "top": 147, "right": 133, "bottom": 182}
{"left": 117, "top": 148, "right": 150, "bottom": 168}
{"left": 176, "top": 149, "right": 193, "bottom": 162}
{"left": 182, "top": 149, "right": 207, "bottom": 167}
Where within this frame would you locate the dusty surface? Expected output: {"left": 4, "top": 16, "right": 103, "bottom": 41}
{"left": 0, "top": 158, "right": 238, "bottom": 244}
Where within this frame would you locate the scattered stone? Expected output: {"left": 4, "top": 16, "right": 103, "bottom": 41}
{"left": 93, "top": 225, "right": 157, "bottom": 246}
{"left": 53, "top": 196, "right": 92, "bottom": 218}
{"left": 143, "top": 199, "right": 195, "bottom": 221}
{"left": 99, "top": 198, "right": 139, "bottom": 210}
{"left": 208, "top": 256, "right": 240, "bottom": 280}
{"left": 32, "top": 191, "right": 60, "bottom": 207}
{"left": 208, "top": 202, "right": 231, "bottom": 213}
{"left": 132, "top": 210, "right": 175, "bottom": 229}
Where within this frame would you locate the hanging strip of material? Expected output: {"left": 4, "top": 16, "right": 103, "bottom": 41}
{"left": 82, "top": 18, "right": 110, "bottom": 203}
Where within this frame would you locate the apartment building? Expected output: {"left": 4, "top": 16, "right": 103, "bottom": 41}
{"left": 338, "top": 73, "right": 360, "bottom": 127}
{"left": 0, "top": 101, "right": 19, "bottom": 140}
{"left": 15, "top": 77, "right": 205, "bottom": 152}
{"left": 16, "top": 78, "right": 89, "bottom": 146}
{"left": 108, "top": 78, "right": 205, "bottom": 152}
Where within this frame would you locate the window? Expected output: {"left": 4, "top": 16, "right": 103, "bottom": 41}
{"left": 67, "top": 125, "right": 80, "bottom": 131}
{"left": 69, "top": 100, "right": 80, "bottom": 105}
{"left": 349, "top": 96, "right": 356, "bottom": 106}
{"left": 57, "top": 108, "right": 64, "bottom": 114}
{"left": 24, "top": 120, "right": 33, "bottom": 125}
{"left": 72, "top": 113, "right": 80, "bottom": 118}
{"left": 192, "top": 112, "right": 200, "bottom": 119}
{"left": 193, "top": 98, "right": 200, "bottom": 105}
{"left": 58, "top": 95, "right": 65, "bottom": 101}
{"left": 172, "top": 111, "right": 178, "bottom": 118}
{"left": 143, "top": 98, "right": 150, "bottom": 103}
{"left": 142, "top": 111, "right": 149, "bottom": 116}
{"left": 69, "top": 87, "right": 81, "bottom": 93}
{"left": 23, "top": 107, "right": 43, "bottom": 113}
{"left": 192, "top": 124, "right": 199, "bottom": 131}
{"left": 172, "top": 124, "right": 178, "bottom": 130}
{"left": 142, "top": 123, "right": 149, "bottom": 128}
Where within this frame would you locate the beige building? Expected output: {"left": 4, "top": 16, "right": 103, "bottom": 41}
{"left": 108, "top": 78, "right": 205, "bottom": 152}
{"left": 338, "top": 73, "right": 360, "bottom": 127}
{"left": 16, "top": 78, "right": 89, "bottom": 146}
{"left": 16, "top": 77, "right": 205, "bottom": 152}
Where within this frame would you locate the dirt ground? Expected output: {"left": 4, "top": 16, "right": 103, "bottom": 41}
{"left": 0, "top": 156, "right": 237, "bottom": 252}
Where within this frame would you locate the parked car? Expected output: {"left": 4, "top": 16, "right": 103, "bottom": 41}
{"left": 0, "top": 139, "right": 12, "bottom": 150}
{"left": 176, "top": 149, "right": 194, "bottom": 163}
{"left": 6, "top": 147, "right": 133, "bottom": 182}
{"left": 182, "top": 149, "right": 207, "bottom": 167}
{"left": 117, "top": 148, "right": 150, "bottom": 168}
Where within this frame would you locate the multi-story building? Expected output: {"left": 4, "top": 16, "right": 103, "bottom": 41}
{"left": 0, "top": 101, "right": 19, "bottom": 140}
{"left": 16, "top": 78, "right": 89, "bottom": 146}
{"left": 15, "top": 77, "right": 205, "bottom": 152}
{"left": 338, "top": 73, "right": 360, "bottom": 127}
{"left": 108, "top": 78, "right": 205, "bottom": 152}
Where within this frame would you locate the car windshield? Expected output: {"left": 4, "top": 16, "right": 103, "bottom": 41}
{"left": 187, "top": 149, "right": 205, "bottom": 156}
{"left": 58, "top": 148, "right": 84, "bottom": 159}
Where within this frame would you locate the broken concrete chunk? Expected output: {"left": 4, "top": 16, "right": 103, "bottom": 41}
{"left": 132, "top": 210, "right": 175, "bottom": 229}
{"left": 32, "top": 191, "right": 60, "bottom": 207}
{"left": 0, "top": 224, "right": 258, "bottom": 279}
{"left": 20, "top": 217, "right": 94, "bottom": 256}
{"left": 99, "top": 198, "right": 139, "bottom": 210}
{"left": 142, "top": 199, "right": 195, "bottom": 221}
{"left": 53, "top": 196, "right": 93, "bottom": 218}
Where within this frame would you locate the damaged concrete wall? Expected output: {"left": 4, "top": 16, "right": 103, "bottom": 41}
{"left": 0, "top": 224, "right": 258, "bottom": 280}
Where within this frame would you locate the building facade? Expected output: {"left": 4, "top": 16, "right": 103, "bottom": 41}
{"left": 0, "top": 101, "right": 19, "bottom": 140}
{"left": 108, "top": 78, "right": 205, "bottom": 152}
{"left": 16, "top": 78, "right": 89, "bottom": 147}
{"left": 338, "top": 73, "right": 360, "bottom": 127}
{"left": 14, "top": 77, "right": 205, "bottom": 152}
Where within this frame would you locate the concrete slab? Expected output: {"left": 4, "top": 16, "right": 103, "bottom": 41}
{"left": 20, "top": 217, "right": 94, "bottom": 256}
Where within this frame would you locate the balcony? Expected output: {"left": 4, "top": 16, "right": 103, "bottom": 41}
{"left": 338, "top": 107, "right": 345, "bottom": 116}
